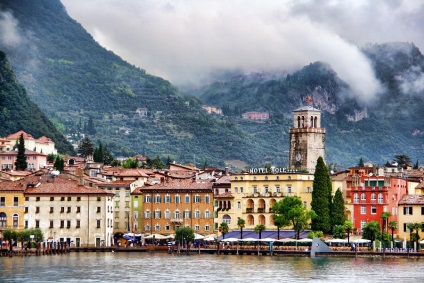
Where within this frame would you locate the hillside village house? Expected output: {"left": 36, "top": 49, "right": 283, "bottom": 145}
{"left": 0, "top": 149, "right": 47, "bottom": 171}
{"left": 23, "top": 169, "right": 114, "bottom": 247}
{"left": 397, "top": 195, "right": 424, "bottom": 243}
{"left": 134, "top": 179, "right": 214, "bottom": 236}
{"left": 2, "top": 130, "right": 57, "bottom": 155}
{"left": 241, "top": 111, "right": 269, "bottom": 120}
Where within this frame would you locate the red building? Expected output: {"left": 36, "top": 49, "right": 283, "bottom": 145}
{"left": 346, "top": 167, "right": 407, "bottom": 233}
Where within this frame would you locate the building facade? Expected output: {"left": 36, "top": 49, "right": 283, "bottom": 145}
{"left": 398, "top": 195, "right": 424, "bottom": 241}
{"left": 0, "top": 180, "right": 26, "bottom": 241}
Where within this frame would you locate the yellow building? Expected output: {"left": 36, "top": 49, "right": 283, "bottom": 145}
{"left": 397, "top": 195, "right": 424, "bottom": 242}
{"left": 215, "top": 168, "right": 314, "bottom": 231}
{"left": 0, "top": 179, "right": 29, "bottom": 241}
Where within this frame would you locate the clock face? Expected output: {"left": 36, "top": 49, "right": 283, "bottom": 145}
{"left": 296, "top": 153, "right": 302, "bottom": 161}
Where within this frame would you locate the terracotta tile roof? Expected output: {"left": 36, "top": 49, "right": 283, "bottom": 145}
{"left": 97, "top": 180, "right": 134, "bottom": 187}
{"left": 6, "top": 130, "right": 34, "bottom": 140}
{"left": 399, "top": 195, "right": 424, "bottom": 205}
{"left": 0, "top": 180, "right": 26, "bottom": 192}
{"left": 214, "top": 192, "right": 234, "bottom": 198}
{"left": 0, "top": 149, "right": 47, "bottom": 156}
{"left": 36, "top": 136, "right": 52, "bottom": 143}
{"left": 214, "top": 175, "right": 231, "bottom": 184}
{"left": 140, "top": 179, "right": 213, "bottom": 192}
{"left": 9, "top": 175, "right": 113, "bottom": 195}
{"left": 114, "top": 169, "right": 149, "bottom": 178}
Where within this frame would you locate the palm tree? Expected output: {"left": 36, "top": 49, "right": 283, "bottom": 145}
{"left": 254, "top": 224, "right": 266, "bottom": 239}
{"left": 237, "top": 217, "right": 245, "bottom": 239}
{"left": 219, "top": 222, "right": 229, "bottom": 240}
{"left": 362, "top": 220, "right": 381, "bottom": 250}
{"left": 388, "top": 220, "right": 397, "bottom": 248}
{"left": 380, "top": 212, "right": 391, "bottom": 232}
{"left": 407, "top": 222, "right": 422, "bottom": 251}
{"left": 343, "top": 221, "right": 354, "bottom": 245}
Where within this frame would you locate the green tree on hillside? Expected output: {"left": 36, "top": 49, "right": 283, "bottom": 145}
{"left": 413, "top": 159, "right": 419, "bottom": 169}
{"left": 311, "top": 156, "right": 331, "bottom": 233}
{"left": 14, "top": 133, "right": 27, "bottom": 170}
{"left": 79, "top": 137, "right": 94, "bottom": 158}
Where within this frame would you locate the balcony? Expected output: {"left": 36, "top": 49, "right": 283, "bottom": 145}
{"left": 171, "top": 218, "right": 183, "bottom": 223}
{"left": 257, "top": 208, "right": 265, "bottom": 213}
{"left": 246, "top": 208, "right": 253, "bottom": 213}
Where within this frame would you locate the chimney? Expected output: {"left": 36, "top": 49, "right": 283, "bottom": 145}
{"left": 76, "top": 168, "right": 84, "bottom": 186}
{"left": 225, "top": 167, "right": 229, "bottom": 176}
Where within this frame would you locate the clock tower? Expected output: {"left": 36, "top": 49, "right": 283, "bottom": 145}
{"left": 289, "top": 105, "right": 325, "bottom": 173}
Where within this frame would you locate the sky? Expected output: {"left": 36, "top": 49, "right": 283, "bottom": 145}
{"left": 61, "top": 0, "right": 424, "bottom": 104}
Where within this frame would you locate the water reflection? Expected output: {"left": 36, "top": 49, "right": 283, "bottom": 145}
{"left": 1, "top": 253, "right": 424, "bottom": 282}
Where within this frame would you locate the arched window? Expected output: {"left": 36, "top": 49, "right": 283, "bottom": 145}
{"left": 204, "top": 210, "right": 210, "bottom": 219}
{"left": 371, "top": 193, "right": 376, "bottom": 201}
{"left": 297, "top": 116, "right": 301, "bottom": 128}
{"left": 13, "top": 214, "right": 18, "bottom": 227}
{"left": 164, "top": 209, "right": 170, "bottom": 219}
{"left": 247, "top": 214, "right": 254, "bottom": 225}
{"left": 311, "top": 116, "right": 314, "bottom": 127}
{"left": 144, "top": 210, "right": 151, "bottom": 219}
{"left": 314, "top": 117, "right": 318, "bottom": 128}
{"left": 361, "top": 193, "right": 366, "bottom": 201}
{"left": 144, "top": 224, "right": 151, "bottom": 231}
{"left": 223, "top": 214, "right": 231, "bottom": 224}
{"left": 0, "top": 212, "right": 6, "bottom": 227}
{"left": 378, "top": 193, "right": 383, "bottom": 204}
{"left": 301, "top": 116, "right": 305, "bottom": 127}
{"left": 354, "top": 193, "right": 359, "bottom": 203}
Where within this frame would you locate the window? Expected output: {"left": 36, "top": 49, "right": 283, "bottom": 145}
{"left": 36, "top": 197, "right": 40, "bottom": 202}
{"left": 24, "top": 207, "right": 28, "bottom": 213}
{"left": 14, "top": 197, "right": 19, "bottom": 206}
{"left": 0, "top": 197, "right": 5, "bottom": 206}
{"left": 361, "top": 193, "right": 366, "bottom": 200}
{"left": 185, "top": 195, "right": 190, "bottom": 203}
{"left": 115, "top": 192, "right": 120, "bottom": 197}
{"left": 205, "top": 195, "right": 210, "bottom": 204}
{"left": 371, "top": 206, "right": 377, "bottom": 214}
{"left": 360, "top": 206, "right": 366, "bottom": 214}
{"left": 234, "top": 187, "right": 238, "bottom": 193}
{"left": 50, "top": 207, "right": 54, "bottom": 213}
{"left": 154, "top": 195, "right": 161, "bottom": 203}
{"left": 67, "top": 207, "right": 71, "bottom": 213}
{"left": 60, "top": 207, "right": 65, "bottom": 213}
{"left": 378, "top": 193, "right": 383, "bottom": 204}
{"left": 60, "top": 220, "right": 65, "bottom": 228}
{"left": 194, "top": 224, "right": 200, "bottom": 231}
{"left": 194, "top": 195, "right": 201, "bottom": 203}
{"left": 175, "top": 195, "right": 180, "bottom": 204}
{"left": 240, "top": 187, "right": 244, "bottom": 193}
{"left": 115, "top": 211, "right": 119, "bottom": 218}
{"left": 12, "top": 214, "right": 18, "bottom": 227}
{"left": 96, "top": 220, "right": 101, "bottom": 228}
{"left": 154, "top": 224, "right": 160, "bottom": 231}
{"left": 223, "top": 214, "right": 231, "bottom": 224}
{"left": 174, "top": 210, "right": 181, "bottom": 219}
{"left": 144, "top": 195, "right": 151, "bottom": 203}
{"left": 184, "top": 210, "right": 190, "bottom": 219}
{"left": 360, "top": 220, "right": 366, "bottom": 230}
{"left": 115, "top": 222, "right": 119, "bottom": 229}
{"left": 76, "top": 220, "right": 81, "bottom": 228}
{"left": 371, "top": 193, "right": 376, "bottom": 201}
{"left": 115, "top": 201, "right": 120, "bottom": 208}
{"left": 421, "top": 206, "right": 424, "bottom": 215}
{"left": 205, "top": 225, "right": 210, "bottom": 231}
{"left": 154, "top": 210, "right": 161, "bottom": 219}
{"left": 60, "top": 197, "right": 64, "bottom": 201}
{"left": 125, "top": 201, "right": 130, "bottom": 208}
{"left": 67, "top": 220, "right": 71, "bottom": 228}
{"left": 50, "top": 197, "right": 54, "bottom": 201}
{"left": 404, "top": 223, "right": 411, "bottom": 232}
{"left": 68, "top": 197, "right": 72, "bottom": 201}
{"left": 404, "top": 206, "right": 413, "bottom": 215}
{"left": 164, "top": 195, "right": 171, "bottom": 203}
{"left": 164, "top": 210, "right": 170, "bottom": 219}
{"left": 354, "top": 193, "right": 359, "bottom": 204}
{"left": 165, "top": 225, "right": 170, "bottom": 231}
{"left": 237, "top": 201, "right": 241, "bottom": 209}
{"left": 144, "top": 225, "right": 151, "bottom": 231}
{"left": 35, "top": 220, "right": 39, "bottom": 228}
{"left": 204, "top": 210, "right": 210, "bottom": 219}
{"left": 76, "top": 206, "right": 81, "bottom": 213}
{"left": 144, "top": 210, "right": 151, "bottom": 219}
{"left": 77, "top": 197, "right": 81, "bottom": 202}
{"left": 194, "top": 210, "right": 200, "bottom": 219}
{"left": 125, "top": 192, "right": 130, "bottom": 197}
{"left": 49, "top": 220, "right": 54, "bottom": 228}
{"left": 36, "top": 207, "right": 40, "bottom": 213}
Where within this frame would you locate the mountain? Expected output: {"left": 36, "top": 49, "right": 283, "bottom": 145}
{"left": 0, "top": 50, "right": 73, "bottom": 153}
{"left": 1, "top": 0, "right": 424, "bottom": 169}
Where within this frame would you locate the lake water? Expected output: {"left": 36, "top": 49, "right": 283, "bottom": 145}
{"left": 1, "top": 252, "right": 424, "bottom": 282}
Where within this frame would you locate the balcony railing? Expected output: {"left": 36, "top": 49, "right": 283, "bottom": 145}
{"left": 246, "top": 208, "right": 253, "bottom": 213}
{"left": 171, "top": 218, "right": 183, "bottom": 223}
{"left": 257, "top": 208, "right": 265, "bottom": 213}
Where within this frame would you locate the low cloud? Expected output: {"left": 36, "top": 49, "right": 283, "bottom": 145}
{"left": 0, "top": 11, "right": 22, "bottom": 48}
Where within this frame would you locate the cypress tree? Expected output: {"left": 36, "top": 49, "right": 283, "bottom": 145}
{"left": 14, "top": 133, "right": 28, "bottom": 170}
{"left": 311, "top": 156, "right": 331, "bottom": 232}
{"left": 331, "top": 188, "right": 346, "bottom": 227}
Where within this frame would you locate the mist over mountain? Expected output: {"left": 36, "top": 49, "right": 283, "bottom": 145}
{"left": 1, "top": 0, "right": 423, "bottom": 169}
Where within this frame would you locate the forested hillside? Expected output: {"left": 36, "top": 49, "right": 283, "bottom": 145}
{"left": 0, "top": 51, "right": 73, "bottom": 153}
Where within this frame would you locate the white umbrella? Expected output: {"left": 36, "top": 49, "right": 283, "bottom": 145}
{"left": 194, "top": 233, "right": 204, "bottom": 240}
{"left": 144, "top": 233, "right": 170, "bottom": 240}
{"left": 221, "top": 238, "right": 239, "bottom": 242}
{"left": 296, "top": 238, "right": 313, "bottom": 242}
{"left": 238, "top": 237, "right": 258, "bottom": 242}
{"left": 275, "top": 238, "right": 296, "bottom": 243}
{"left": 326, "top": 238, "right": 348, "bottom": 244}
{"left": 260, "top": 238, "right": 276, "bottom": 242}
{"left": 203, "top": 234, "right": 217, "bottom": 241}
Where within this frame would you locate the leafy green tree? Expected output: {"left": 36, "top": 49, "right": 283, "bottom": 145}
{"left": 308, "top": 230, "right": 324, "bottom": 239}
{"left": 254, "top": 224, "right": 266, "bottom": 239}
{"left": 311, "top": 156, "right": 331, "bottom": 233}
{"left": 53, "top": 155, "right": 65, "bottom": 172}
{"left": 79, "top": 137, "right": 94, "bottom": 158}
{"left": 237, "top": 217, "right": 245, "bottom": 239}
{"left": 331, "top": 188, "right": 346, "bottom": 228}
{"left": 273, "top": 214, "right": 286, "bottom": 240}
{"left": 393, "top": 154, "right": 411, "bottom": 169}
{"left": 166, "top": 156, "right": 173, "bottom": 167}
{"left": 219, "top": 222, "right": 229, "bottom": 239}
{"left": 388, "top": 220, "right": 397, "bottom": 248}
{"left": 175, "top": 226, "right": 195, "bottom": 245}
{"left": 2, "top": 229, "right": 18, "bottom": 251}
{"left": 333, "top": 225, "right": 344, "bottom": 239}
{"left": 362, "top": 220, "right": 381, "bottom": 249}
{"left": 272, "top": 196, "right": 316, "bottom": 239}
{"left": 87, "top": 116, "right": 96, "bottom": 135}
{"left": 151, "top": 155, "right": 166, "bottom": 169}
{"left": 343, "top": 221, "right": 354, "bottom": 244}
{"left": 122, "top": 158, "right": 139, "bottom": 169}
{"left": 47, "top": 153, "right": 56, "bottom": 163}
{"left": 14, "top": 133, "right": 28, "bottom": 170}
{"left": 358, "top": 157, "right": 364, "bottom": 167}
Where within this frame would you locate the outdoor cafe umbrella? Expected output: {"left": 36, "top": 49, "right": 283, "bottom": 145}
{"left": 144, "top": 233, "right": 170, "bottom": 240}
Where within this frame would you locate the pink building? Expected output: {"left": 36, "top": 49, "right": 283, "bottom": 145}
{"left": 0, "top": 149, "right": 47, "bottom": 171}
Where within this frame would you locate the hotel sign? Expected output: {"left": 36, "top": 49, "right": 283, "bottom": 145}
{"left": 248, "top": 167, "right": 297, "bottom": 174}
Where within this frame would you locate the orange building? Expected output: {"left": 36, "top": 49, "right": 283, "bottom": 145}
{"left": 134, "top": 179, "right": 214, "bottom": 236}
{"left": 0, "top": 179, "right": 26, "bottom": 242}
